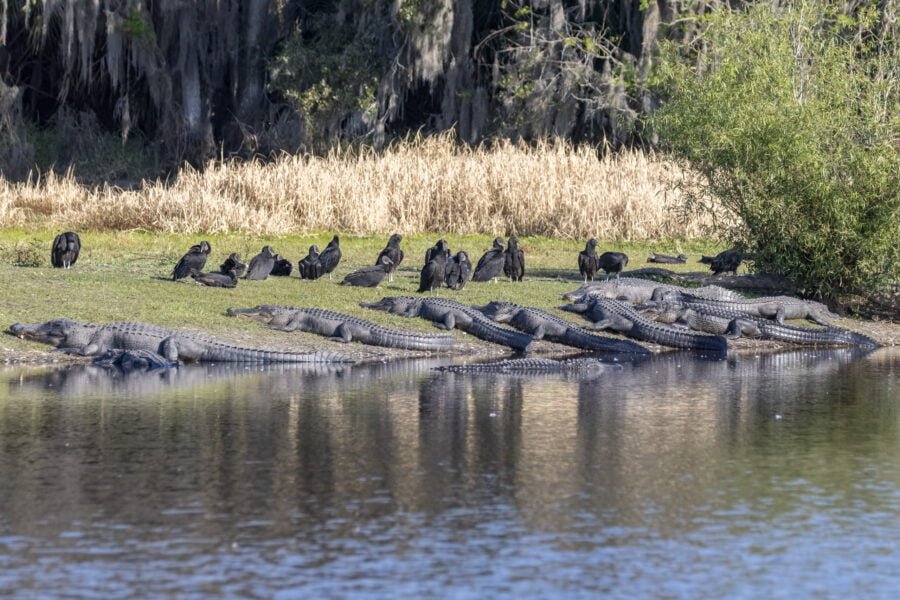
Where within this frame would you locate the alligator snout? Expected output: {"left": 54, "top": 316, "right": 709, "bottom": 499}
{"left": 7, "top": 323, "right": 26, "bottom": 336}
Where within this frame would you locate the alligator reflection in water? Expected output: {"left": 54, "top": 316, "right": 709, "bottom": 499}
{"left": 0, "top": 347, "right": 896, "bottom": 597}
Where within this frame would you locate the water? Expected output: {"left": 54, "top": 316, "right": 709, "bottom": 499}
{"left": 0, "top": 348, "right": 898, "bottom": 598}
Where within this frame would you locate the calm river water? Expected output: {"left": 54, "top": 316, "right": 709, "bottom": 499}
{"left": 1, "top": 348, "right": 898, "bottom": 598}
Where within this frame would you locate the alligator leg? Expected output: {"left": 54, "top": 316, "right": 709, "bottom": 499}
{"left": 434, "top": 313, "right": 456, "bottom": 330}
{"left": 531, "top": 324, "right": 546, "bottom": 341}
{"left": 329, "top": 323, "right": 354, "bottom": 343}
{"left": 269, "top": 314, "right": 302, "bottom": 333}
{"left": 737, "top": 319, "right": 762, "bottom": 338}
{"left": 559, "top": 303, "right": 588, "bottom": 314}
{"left": 724, "top": 319, "right": 745, "bottom": 340}
{"left": 159, "top": 337, "right": 182, "bottom": 362}
{"left": 589, "top": 319, "right": 613, "bottom": 331}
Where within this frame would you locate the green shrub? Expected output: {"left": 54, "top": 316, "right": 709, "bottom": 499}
{"left": 653, "top": 1, "right": 899, "bottom": 300}
{"left": 1, "top": 239, "right": 46, "bottom": 267}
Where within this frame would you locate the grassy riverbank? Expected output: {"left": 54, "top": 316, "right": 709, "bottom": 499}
{"left": 1, "top": 230, "right": 729, "bottom": 361}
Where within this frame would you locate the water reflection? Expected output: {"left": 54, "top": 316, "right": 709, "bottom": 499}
{"left": 0, "top": 348, "right": 898, "bottom": 597}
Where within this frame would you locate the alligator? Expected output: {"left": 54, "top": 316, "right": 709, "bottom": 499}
{"left": 648, "top": 290, "right": 838, "bottom": 325}
{"left": 647, "top": 253, "right": 687, "bottom": 264}
{"left": 639, "top": 301, "right": 879, "bottom": 348}
{"left": 361, "top": 296, "right": 533, "bottom": 352}
{"left": 7, "top": 319, "right": 354, "bottom": 363}
{"left": 437, "top": 357, "right": 623, "bottom": 375}
{"left": 563, "top": 277, "right": 745, "bottom": 304}
{"left": 92, "top": 349, "right": 180, "bottom": 370}
{"left": 226, "top": 305, "right": 456, "bottom": 351}
{"left": 473, "top": 300, "right": 650, "bottom": 354}
{"left": 560, "top": 297, "right": 728, "bottom": 354}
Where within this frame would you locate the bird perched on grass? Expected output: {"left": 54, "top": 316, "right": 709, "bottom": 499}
{"left": 578, "top": 238, "right": 599, "bottom": 282}
{"left": 172, "top": 241, "right": 211, "bottom": 280}
{"left": 298, "top": 245, "right": 323, "bottom": 280}
{"left": 708, "top": 248, "right": 745, "bottom": 276}
{"left": 504, "top": 236, "right": 525, "bottom": 282}
{"left": 319, "top": 235, "right": 342, "bottom": 280}
{"left": 419, "top": 241, "right": 450, "bottom": 294}
{"left": 376, "top": 233, "right": 404, "bottom": 283}
{"left": 424, "top": 239, "right": 451, "bottom": 265}
{"left": 445, "top": 251, "right": 472, "bottom": 290}
{"left": 597, "top": 251, "right": 628, "bottom": 280}
{"left": 341, "top": 256, "right": 393, "bottom": 287}
{"left": 191, "top": 268, "right": 238, "bottom": 288}
{"left": 472, "top": 237, "right": 505, "bottom": 282}
{"left": 51, "top": 231, "right": 81, "bottom": 269}
{"left": 271, "top": 254, "right": 293, "bottom": 276}
{"left": 244, "top": 245, "right": 276, "bottom": 280}
{"left": 219, "top": 253, "right": 246, "bottom": 278}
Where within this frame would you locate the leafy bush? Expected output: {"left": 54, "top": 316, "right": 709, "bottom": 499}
{"left": 653, "top": 1, "right": 899, "bottom": 300}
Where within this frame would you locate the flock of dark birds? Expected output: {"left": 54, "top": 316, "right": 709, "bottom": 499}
{"left": 48, "top": 230, "right": 748, "bottom": 288}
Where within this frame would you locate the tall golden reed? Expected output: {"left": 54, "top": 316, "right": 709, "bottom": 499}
{"left": 0, "top": 135, "right": 714, "bottom": 239}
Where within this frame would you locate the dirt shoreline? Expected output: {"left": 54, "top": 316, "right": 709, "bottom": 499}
{"left": 3, "top": 313, "right": 897, "bottom": 367}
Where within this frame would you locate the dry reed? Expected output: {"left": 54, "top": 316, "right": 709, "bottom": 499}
{"left": 0, "top": 135, "right": 716, "bottom": 239}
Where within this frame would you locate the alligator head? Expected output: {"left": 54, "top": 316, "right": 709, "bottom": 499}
{"left": 226, "top": 305, "right": 284, "bottom": 321}
{"left": 636, "top": 301, "right": 685, "bottom": 324}
{"left": 472, "top": 300, "right": 519, "bottom": 323}
{"left": 7, "top": 318, "right": 99, "bottom": 348}
{"left": 360, "top": 296, "right": 421, "bottom": 316}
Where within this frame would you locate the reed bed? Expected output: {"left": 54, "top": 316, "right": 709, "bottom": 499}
{"left": 0, "top": 135, "right": 716, "bottom": 239}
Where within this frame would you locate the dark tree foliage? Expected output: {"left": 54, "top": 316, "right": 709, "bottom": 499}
{"left": 0, "top": 0, "right": 684, "bottom": 173}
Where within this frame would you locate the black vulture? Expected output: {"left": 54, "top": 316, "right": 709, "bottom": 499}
{"left": 597, "top": 251, "right": 629, "bottom": 280}
{"left": 271, "top": 255, "right": 294, "bottom": 276}
{"left": 319, "top": 235, "right": 342, "bottom": 280}
{"left": 472, "top": 237, "right": 505, "bottom": 282}
{"left": 648, "top": 253, "right": 688, "bottom": 264}
{"left": 51, "top": 231, "right": 81, "bottom": 269}
{"left": 710, "top": 248, "right": 744, "bottom": 276}
{"left": 219, "top": 253, "right": 247, "bottom": 278}
{"left": 424, "top": 239, "right": 450, "bottom": 265}
{"left": 445, "top": 251, "right": 472, "bottom": 290}
{"left": 418, "top": 248, "right": 450, "bottom": 294}
{"left": 298, "top": 245, "right": 323, "bottom": 280}
{"left": 244, "top": 245, "right": 276, "bottom": 280}
{"left": 376, "top": 233, "right": 404, "bottom": 282}
{"left": 578, "top": 238, "right": 599, "bottom": 282}
{"left": 191, "top": 268, "right": 238, "bottom": 288}
{"left": 341, "top": 256, "right": 393, "bottom": 287}
{"left": 503, "top": 236, "right": 525, "bottom": 282}
{"left": 172, "top": 241, "right": 211, "bottom": 280}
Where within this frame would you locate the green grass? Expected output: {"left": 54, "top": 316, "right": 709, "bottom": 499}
{"left": 0, "top": 229, "right": 724, "bottom": 358}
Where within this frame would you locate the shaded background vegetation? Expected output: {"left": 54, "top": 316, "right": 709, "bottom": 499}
{"left": 0, "top": 0, "right": 726, "bottom": 178}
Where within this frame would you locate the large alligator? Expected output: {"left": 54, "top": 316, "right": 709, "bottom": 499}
{"left": 560, "top": 297, "right": 728, "bottom": 354}
{"left": 8, "top": 319, "right": 354, "bottom": 363}
{"left": 639, "top": 301, "right": 879, "bottom": 348}
{"left": 650, "top": 290, "right": 838, "bottom": 325}
{"left": 226, "top": 305, "right": 456, "bottom": 351}
{"left": 563, "top": 277, "right": 744, "bottom": 304}
{"left": 437, "top": 357, "right": 623, "bottom": 374}
{"left": 473, "top": 301, "right": 650, "bottom": 354}
{"left": 361, "top": 296, "right": 533, "bottom": 352}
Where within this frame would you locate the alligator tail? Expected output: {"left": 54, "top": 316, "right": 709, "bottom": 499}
{"left": 636, "top": 325, "right": 728, "bottom": 353}
{"left": 207, "top": 345, "right": 354, "bottom": 363}
{"left": 760, "top": 324, "right": 880, "bottom": 348}
{"left": 370, "top": 330, "right": 456, "bottom": 351}
{"left": 463, "top": 319, "right": 533, "bottom": 352}
{"left": 562, "top": 328, "right": 651, "bottom": 354}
